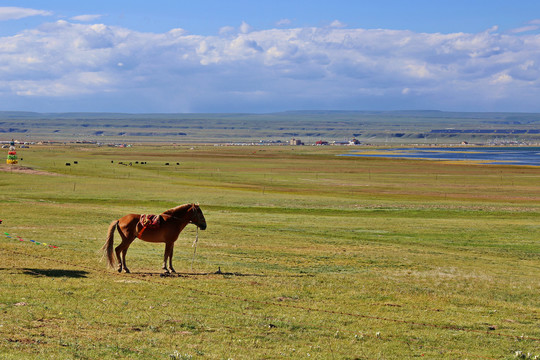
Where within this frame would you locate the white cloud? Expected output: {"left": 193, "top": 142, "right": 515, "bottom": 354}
{"left": 13, "top": 71, "right": 112, "bottom": 97}
{"left": 509, "top": 19, "right": 540, "bottom": 34}
{"left": 276, "top": 19, "right": 292, "bottom": 27}
{"left": 219, "top": 26, "right": 236, "bottom": 35}
{"left": 70, "top": 14, "right": 103, "bottom": 22}
{"left": 239, "top": 21, "right": 252, "bottom": 34}
{"left": 490, "top": 72, "right": 513, "bottom": 84}
{"left": 0, "top": 6, "right": 52, "bottom": 21}
{"left": 228, "top": 36, "right": 263, "bottom": 56}
{"left": 2, "top": 19, "right": 540, "bottom": 112}
{"left": 510, "top": 25, "right": 540, "bottom": 34}
{"left": 330, "top": 20, "right": 346, "bottom": 28}
{"left": 168, "top": 28, "right": 187, "bottom": 36}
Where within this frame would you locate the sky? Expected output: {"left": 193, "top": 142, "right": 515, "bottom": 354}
{"left": 2, "top": 1, "right": 540, "bottom": 113}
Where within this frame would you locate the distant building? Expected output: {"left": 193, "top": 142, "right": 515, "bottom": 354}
{"left": 316, "top": 140, "right": 329, "bottom": 145}
{"left": 331, "top": 138, "right": 361, "bottom": 146}
{"left": 290, "top": 138, "right": 303, "bottom": 146}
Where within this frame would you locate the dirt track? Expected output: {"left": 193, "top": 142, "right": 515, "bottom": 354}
{"left": 0, "top": 164, "right": 61, "bottom": 176}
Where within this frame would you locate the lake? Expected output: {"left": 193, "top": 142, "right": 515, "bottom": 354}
{"left": 342, "top": 147, "right": 540, "bottom": 166}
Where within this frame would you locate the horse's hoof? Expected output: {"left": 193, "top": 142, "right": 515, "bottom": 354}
{"left": 125, "top": 269, "right": 131, "bottom": 274}
{"left": 117, "top": 268, "right": 122, "bottom": 273}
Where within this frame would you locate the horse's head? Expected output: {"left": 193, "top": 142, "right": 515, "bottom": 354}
{"left": 189, "top": 204, "right": 207, "bottom": 230}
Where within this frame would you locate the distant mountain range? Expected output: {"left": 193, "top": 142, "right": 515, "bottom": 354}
{"left": 1, "top": 111, "right": 539, "bottom": 144}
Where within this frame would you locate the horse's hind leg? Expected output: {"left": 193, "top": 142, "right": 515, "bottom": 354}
{"left": 120, "top": 246, "right": 131, "bottom": 273}
{"left": 114, "top": 244, "right": 123, "bottom": 272}
{"left": 115, "top": 236, "right": 135, "bottom": 273}
{"left": 115, "top": 243, "right": 126, "bottom": 273}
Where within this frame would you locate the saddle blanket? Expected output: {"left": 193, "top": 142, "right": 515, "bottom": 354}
{"left": 139, "top": 214, "right": 161, "bottom": 229}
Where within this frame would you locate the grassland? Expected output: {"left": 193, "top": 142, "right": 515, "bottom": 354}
{"left": 0, "top": 144, "right": 539, "bottom": 359}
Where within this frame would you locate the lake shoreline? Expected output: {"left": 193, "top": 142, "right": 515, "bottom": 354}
{"left": 343, "top": 147, "right": 540, "bottom": 166}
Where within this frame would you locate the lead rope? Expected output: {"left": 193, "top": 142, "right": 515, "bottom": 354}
{"left": 191, "top": 226, "right": 199, "bottom": 271}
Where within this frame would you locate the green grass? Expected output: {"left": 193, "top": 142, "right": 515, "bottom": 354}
{"left": 0, "top": 144, "right": 539, "bottom": 359}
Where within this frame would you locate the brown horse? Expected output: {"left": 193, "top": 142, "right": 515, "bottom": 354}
{"left": 102, "top": 203, "right": 207, "bottom": 273}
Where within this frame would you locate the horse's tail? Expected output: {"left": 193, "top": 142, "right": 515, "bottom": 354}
{"left": 101, "top": 220, "right": 119, "bottom": 268}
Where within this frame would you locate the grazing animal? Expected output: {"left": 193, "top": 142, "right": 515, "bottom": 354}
{"left": 102, "top": 204, "right": 207, "bottom": 274}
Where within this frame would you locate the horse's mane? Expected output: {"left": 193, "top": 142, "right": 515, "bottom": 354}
{"left": 161, "top": 204, "right": 193, "bottom": 216}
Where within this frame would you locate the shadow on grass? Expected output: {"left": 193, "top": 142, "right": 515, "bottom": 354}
{"left": 132, "top": 270, "right": 266, "bottom": 278}
{"left": 133, "top": 267, "right": 315, "bottom": 278}
{"left": 23, "top": 268, "right": 89, "bottom": 278}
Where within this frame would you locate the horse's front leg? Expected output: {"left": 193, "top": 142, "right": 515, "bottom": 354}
{"left": 163, "top": 242, "right": 174, "bottom": 274}
{"left": 168, "top": 243, "right": 176, "bottom": 273}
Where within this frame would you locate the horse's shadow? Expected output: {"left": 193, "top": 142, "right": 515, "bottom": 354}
{"left": 22, "top": 268, "right": 89, "bottom": 278}
{"left": 135, "top": 268, "right": 314, "bottom": 278}
{"left": 134, "top": 270, "right": 265, "bottom": 278}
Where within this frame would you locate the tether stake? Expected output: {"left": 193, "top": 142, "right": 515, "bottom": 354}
{"left": 191, "top": 227, "right": 199, "bottom": 271}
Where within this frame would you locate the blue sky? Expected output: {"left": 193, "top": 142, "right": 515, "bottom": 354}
{"left": 2, "top": 1, "right": 540, "bottom": 113}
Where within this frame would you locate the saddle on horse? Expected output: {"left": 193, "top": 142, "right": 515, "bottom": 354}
{"left": 137, "top": 214, "right": 161, "bottom": 238}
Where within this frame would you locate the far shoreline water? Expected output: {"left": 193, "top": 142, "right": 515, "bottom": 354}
{"left": 341, "top": 146, "right": 540, "bottom": 166}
